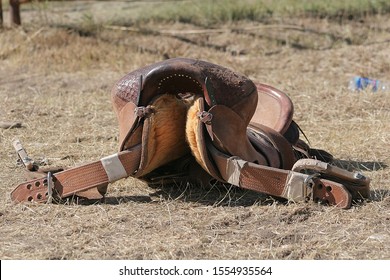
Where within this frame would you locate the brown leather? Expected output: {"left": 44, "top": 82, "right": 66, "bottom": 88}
{"left": 248, "top": 124, "right": 296, "bottom": 169}
{"left": 131, "top": 58, "right": 368, "bottom": 208}
{"left": 10, "top": 58, "right": 370, "bottom": 209}
{"left": 112, "top": 58, "right": 257, "bottom": 150}
{"left": 292, "top": 158, "right": 370, "bottom": 201}
{"left": 208, "top": 104, "right": 268, "bottom": 166}
{"left": 185, "top": 97, "right": 223, "bottom": 181}
{"left": 208, "top": 143, "right": 353, "bottom": 209}
{"left": 11, "top": 145, "right": 141, "bottom": 203}
{"left": 252, "top": 83, "right": 294, "bottom": 135}
{"left": 135, "top": 94, "right": 190, "bottom": 177}
{"left": 311, "top": 178, "right": 351, "bottom": 209}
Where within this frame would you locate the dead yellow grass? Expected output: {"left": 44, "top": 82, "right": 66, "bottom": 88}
{"left": 0, "top": 7, "right": 389, "bottom": 260}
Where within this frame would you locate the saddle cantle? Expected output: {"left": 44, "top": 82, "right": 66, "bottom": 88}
{"left": 10, "top": 58, "right": 370, "bottom": 208}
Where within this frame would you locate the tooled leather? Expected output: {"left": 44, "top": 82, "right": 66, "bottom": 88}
{"left": 113, "top": 58, "right": 258, "bottom": 155}
{"left": 11, "top": 161, "right": 110, "bottom": 203}
{"left": 192, "top": 59, "right": 256, "bottom": 107}
{"left": 11, "top": 146, "right": 142, "bottom": 203}
{"left": 239, "top": 163, "right": 352, "bottom": 208}
{"left": 112, "top": 58, "right": 257, "bottom": 109}
{"left": 239, "top": 163, "right": 288, "bottom": 196}
{"left": 114, "top": 64, "right": 155, "bottom": 105}
{"left": 113, "top": 59, "right": 304, "bottom": 193}
{"left": 209, "top": 145, "right": 353, "bottom": 208}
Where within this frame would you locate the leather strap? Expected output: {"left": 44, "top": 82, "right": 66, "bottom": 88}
{"left": 11, "top": 145, "right": 142, "bottom": 203}
{"left": 291, "top": 158, "right": 370, "bottom": 199}
{"left": 208, "top": 143, "right": 353, "bottom": 209}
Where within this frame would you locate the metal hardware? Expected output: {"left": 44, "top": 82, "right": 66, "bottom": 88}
{"left": 303, "top": 173, "right": 320, "bottom": 201}
{"left": 197, "top": 111, "right": 213, "bottom": 124}
{"left": 354, "top": 172, "right": 366, "bottom": 180}
{"left": 47, "top": 172, "right": 53, "bottom": 204}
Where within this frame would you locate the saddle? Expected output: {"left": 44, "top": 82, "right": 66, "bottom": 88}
{"left": 10, "top": 58, "right": 370, "bottom": 208}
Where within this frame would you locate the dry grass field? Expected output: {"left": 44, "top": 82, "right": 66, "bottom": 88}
{"left": 0, "top": 1, "right": 389, "bottom": 260}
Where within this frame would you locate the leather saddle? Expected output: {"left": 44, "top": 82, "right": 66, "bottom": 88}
{"left": 11, "top": 58, "right": 370, "bottom": 208}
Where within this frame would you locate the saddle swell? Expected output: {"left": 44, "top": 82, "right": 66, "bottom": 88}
{"left": 113, "top": 58, "right": 257, "bottom": 106}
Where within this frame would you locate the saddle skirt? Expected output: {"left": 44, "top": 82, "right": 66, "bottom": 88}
{"left": 10, "top": 58, "right": 370, "bottom": 209}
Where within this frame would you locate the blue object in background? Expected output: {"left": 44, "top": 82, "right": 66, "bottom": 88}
{"left": 348, "top": 76, "right": 389, "bottom": 92}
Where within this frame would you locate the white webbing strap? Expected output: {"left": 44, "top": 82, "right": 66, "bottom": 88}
{"left": 100, "top": 153, "right": 128, "bottom": 183}
{"left": 225, "top": 156, "right": 247, "bottom": 186}
{"left": 282, "top": 171, "right": 309, "bottom": 202}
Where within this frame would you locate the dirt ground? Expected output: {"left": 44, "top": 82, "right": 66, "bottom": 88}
{"left": 0, "top": 2, "right": 389, "bottom": 260}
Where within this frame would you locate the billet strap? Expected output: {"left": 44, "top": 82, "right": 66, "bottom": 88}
{"left": 292, "top": 159, "right": 370, "bottom": 199}
{"left": 208, "top": 143, "right": 354, "bottom": 209}
{"left": 11, "top": 145, "right": 142, "bottom": 203}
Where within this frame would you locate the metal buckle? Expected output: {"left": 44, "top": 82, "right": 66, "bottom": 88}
{"left": 47, "top": 172, "right": 53, "bottom": 203}
{"left": 303, "top": 173, "right": 320, "bottom": 202}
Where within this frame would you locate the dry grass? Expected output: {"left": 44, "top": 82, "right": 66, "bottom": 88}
{"left": 0, "top": 2, "right": 389, "bottom": 260}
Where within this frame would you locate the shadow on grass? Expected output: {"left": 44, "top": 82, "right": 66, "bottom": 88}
{"left": 74, "top": 195, "right": 153, "bottom": 205}
{"left": 74, "top": 158, "right": 387, "bottom": 207}
{"left": 333, "top": 159, "right": 388, "bottom": 172}
{"left": 74, "top": 182, "right": 280, "bottom": 207}
{"left": 333, "top": 158, "right": 389, "bottom": 203}
{"left": 146, "top": 183, "right": 281, "bottom": 207}
{"left": 369, "top": 189, "right": 390, "bottom": 202}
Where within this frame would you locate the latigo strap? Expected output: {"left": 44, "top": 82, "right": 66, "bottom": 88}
{"left": 208, "top": 141, "right": 368, "bottom": 209}
{"left": 11, "top": 144, "right": 142, "bottom": 203}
